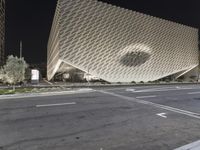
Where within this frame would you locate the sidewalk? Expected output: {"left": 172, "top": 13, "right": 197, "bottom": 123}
{"left": 33, "top": 81, "right": 200, "bottom": 89}
{"left": 0, "top": 88, "right": 95, "bottom": 100}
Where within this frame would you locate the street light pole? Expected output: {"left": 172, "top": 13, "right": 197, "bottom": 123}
{"left": 20, "top": 40, "right": 22, "bottom": 59}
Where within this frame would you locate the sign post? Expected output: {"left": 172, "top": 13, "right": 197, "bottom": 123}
{"left": 31, "top": 69, "right": 39, "bottom": 84}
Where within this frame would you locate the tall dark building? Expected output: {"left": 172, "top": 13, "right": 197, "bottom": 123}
{"left": 0, "top": 0, "right": 5, "bottom": 65}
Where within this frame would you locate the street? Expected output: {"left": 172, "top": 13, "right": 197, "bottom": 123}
{"left": 1, "top": 84, "right": 200, "bottom": 150}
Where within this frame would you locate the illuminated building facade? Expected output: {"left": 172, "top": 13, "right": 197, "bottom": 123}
{"left": 47, "top": 0, "right": 199, "bottom": 82}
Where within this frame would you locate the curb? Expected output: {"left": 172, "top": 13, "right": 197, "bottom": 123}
{"left": 0, "top": 88, "right": 95, "bottom": 100}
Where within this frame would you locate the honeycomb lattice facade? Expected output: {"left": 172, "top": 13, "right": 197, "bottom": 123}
{"left": 47, "top": 0, "right": 199, "bottom": 82}
{"left": 0, "top": 0, "right": 5, "bottom": 65}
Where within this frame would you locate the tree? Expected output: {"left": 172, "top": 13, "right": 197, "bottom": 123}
{"left": 25, "top": 67, "right": 32, "bottom": 82}
{"left": 0, "top": 55, "right": 28, "bottom": 90}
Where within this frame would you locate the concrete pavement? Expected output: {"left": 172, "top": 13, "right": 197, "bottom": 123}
{"left": 0, "top": 88, "right": 94, "bottom": 100}
{"left": 1, "top": 84, "right": 200, "bottom": 149}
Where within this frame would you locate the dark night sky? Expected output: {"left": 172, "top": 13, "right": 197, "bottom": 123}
{"left": 6, "top": 0, "right": 200, "bottom": 64}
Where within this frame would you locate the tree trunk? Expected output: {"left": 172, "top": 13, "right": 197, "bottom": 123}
{"left": 12, "top": 85, "right": 15, "bottom": 91}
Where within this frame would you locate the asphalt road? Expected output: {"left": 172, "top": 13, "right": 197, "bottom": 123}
{"left": 1, "top": 84, "right": 200, "bottom": 150}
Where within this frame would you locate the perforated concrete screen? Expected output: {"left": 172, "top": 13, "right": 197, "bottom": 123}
{"left": 47, "top": 0, "right": 199, "bottom": 82}
{"left": 0, "top": 0, "right": 5, "bottom": 65}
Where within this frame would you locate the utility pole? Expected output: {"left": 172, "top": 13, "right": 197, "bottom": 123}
{"left": 20, "top": 40, "right": 22, "bottom": 59}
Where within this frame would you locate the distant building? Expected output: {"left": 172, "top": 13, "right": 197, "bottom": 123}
{"left": 0, "top": 0, "right": 5, "bottom": 65}
{"left": 47, "top": 0, "right": 199, "bottom": 82}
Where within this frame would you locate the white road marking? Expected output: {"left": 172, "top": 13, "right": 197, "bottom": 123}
{"left": 136, "top": 95, "right": 157, "bottom": 99}
{"left": 98, "top": 90, "right": 200, "bottom": 120}
{"left": 126, "top": 87, "right": 195, "bottom": 93}
{"left": 188, "top": 91, "right": 200, "bottom": 95}
{"left": 126, "top": 86, "right": 199, "bottom": 93}
{"left": 174, "top": 140, "right": 200, "bottom": 150}
{"left": 126, "top": 89, "right": 135, "bottom": 92}
{"left": 157, "top": 113, "right": 167, "bottom": 118}
{"left": 128, "top": 87, "right": 176, "bottom": 92}
{"left": 36, "top": 102, "right": 76, "bottom": 108}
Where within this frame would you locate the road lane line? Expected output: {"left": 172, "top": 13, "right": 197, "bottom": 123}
{"left": 136, "top": 95, "right": 157, "bottom": 99}
{"left": 174, "top": 140, "right": 200, "bottom": 150}
{"left": 133, "top": 88, "right": 193, "bottom": 93}
{"left": 98, "top": 90, "right": 200, "bottom": 120}
{"left": 126, "top": 89, "right": 135, "bottom": 92}
{"left": 36, "top": 102, "right": 76, "bottom": 108}
{"left": 188, "top": 91, "right": 200, "bottom": 95}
